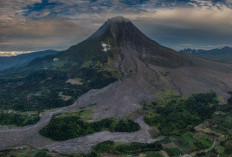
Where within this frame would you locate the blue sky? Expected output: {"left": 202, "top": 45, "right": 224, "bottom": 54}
{"left": 0, "top": 0, "right": 232, "bottom": 54}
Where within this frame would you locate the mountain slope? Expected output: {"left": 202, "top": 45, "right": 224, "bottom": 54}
{"left": 0, "top": 50, "right": 58, "bottom": 72}
{"left": 1, "top": 16, "right": 232, "bottom": 153}
{"left": 0, "top": 20, "right": 121, "bottom": 111}
{"left": 1, "top": 16, "right": 232, "bottom": 113}
{"left": 180, "top": 46, "right": 232, "bottom": 63}
{"left": 82, "top": 17, "right": 232, "bottom": 118}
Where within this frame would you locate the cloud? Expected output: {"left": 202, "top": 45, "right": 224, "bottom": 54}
{"left": 0, "top": 0, "right": 140, "bottom": 51}
{"left": 122, "top": 3, "right": 232, "bottom": 49}
{"left": 226, "top": 0, "right": 232, "bottom": 4}
{"left": 0, "top": 0, "right": 41, "bottom": 19}
{"left": 0, "top": 17, "right": 88, "bottom": 51}
{"left": 0, "top": 51, "right": 33, "bottom": 56}
{"left": 0, "top": 0, "right": 232, "bottom": 52}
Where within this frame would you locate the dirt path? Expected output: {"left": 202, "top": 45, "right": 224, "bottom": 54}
{"left": 190, "top": 139, "right": 216, "bottom": 156}
{"left": 206, "top": 139, "right": 216, "bottom": 152}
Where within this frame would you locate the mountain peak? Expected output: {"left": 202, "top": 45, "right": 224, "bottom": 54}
{"left": 108, "top": 16, "right": 130, "bottom": 23}
{"left": 89, "top": 16, "right": 157, "bottom": 48}
{"left": 89, "top": 16, "right": 132, "bottom": 39}
{"left": 221, "top": 46, "right": 232, "bottom": 51}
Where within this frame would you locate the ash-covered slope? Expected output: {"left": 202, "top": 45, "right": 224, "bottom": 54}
{"left": 91, "top": 16, "right": 192, "bottom": 69}
{"left": 65, "top": 16, "right": 232, "bottom": 118}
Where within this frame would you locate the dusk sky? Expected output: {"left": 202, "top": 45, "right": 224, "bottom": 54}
{"left": 0, "top": 0, "right": 232, "bottom": 55}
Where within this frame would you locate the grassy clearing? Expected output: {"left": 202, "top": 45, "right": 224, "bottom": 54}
{"left": 162, "top": 133, "right": 213, "bottom": 156}
{"left": 144, "top": 151, "right": 164, "bottom": 157}
{"left": 55, "top": 109, "right": 94, "bottom": 121}
{"left": 163, "top": 147, "right": 182, "bottom": 157}
{"left": 176, "top": 134, "right": 196, "bottom": 151}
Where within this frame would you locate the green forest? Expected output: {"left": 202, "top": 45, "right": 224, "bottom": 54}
{"left": 0, "top": 110, "right": 40, "bottom": 126}
{"left": 143, "top": 91, "right": 218, "bottom": 136}
{"left": 40, "top": 112, "right": 139, "bottom": 141}
{"left": 0, "top": 34, "right": 120, "bottom": 112}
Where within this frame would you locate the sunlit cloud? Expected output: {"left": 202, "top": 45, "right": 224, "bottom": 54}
{"left": 0, "top": 51, "right": 33, "bottom": 56}
{"left": 0, "top": 0, "right": 232, "bottom": 53}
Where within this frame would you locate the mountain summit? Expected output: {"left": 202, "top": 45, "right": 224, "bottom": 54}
{"left": 89, "top": 16, "right": 193, "bottom": 69}
{"left": 90, "top": 16, "right": 152, "bottom": 44}
{"left": 91, "top": 16, "right": 163, "bottom": 48}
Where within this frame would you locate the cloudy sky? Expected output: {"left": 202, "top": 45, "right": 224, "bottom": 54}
{"left": 0, "top": 0, "right": 232, "bottom": 55}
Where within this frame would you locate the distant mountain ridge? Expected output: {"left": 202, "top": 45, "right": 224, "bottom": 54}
{"left": 179, "top": 46, "right": 232, "bottom": 63}
{"left": 0, "top": 49, "right": 58, "bottom": 71}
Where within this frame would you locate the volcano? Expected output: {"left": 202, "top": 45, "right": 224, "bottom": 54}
{"left": 1, "top": 16, "right": 232, "bottom": 153}
{"left": 67, "top": 16, "right": 232, "bottom": 118}
{"left": 3, "top": 16, "right": 232, "bottom": 117}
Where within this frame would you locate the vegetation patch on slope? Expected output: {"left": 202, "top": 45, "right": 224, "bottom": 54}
{"left": 40, "top": 111, "right": 139, "bottom": 141}
{"left": 0, "top": 110, "right": 40, "bottom": 126}
{"left": 0, "top": 143, "right": 164, "bottom": 157}
{"left": 141, "top": 91, "right": 232, "bottom": 156}
{"left": 94, "top": 141, "right": 162, "bottom": 155}
{"left": 202, "top": 92, "right": 232, "bottom": 157}
{"left": 143, "top": 91, "right": 218, "bottom": 136}
{"left": 0, "top": 35, "right": 120, "bottom": 112}
{"left": 0, "top": 146, "right": 97, "bottom": 157}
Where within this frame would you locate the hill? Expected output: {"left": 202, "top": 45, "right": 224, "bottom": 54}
{"left": 0, "top": 50, "right": 58, "bottom": 72}
{"left": 179, "top": 46, "right": 232, "bottom": 63}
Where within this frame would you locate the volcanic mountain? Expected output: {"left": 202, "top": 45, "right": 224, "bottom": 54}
{"left": 66, "top": 16, "right": 232, "bottom": 117}
{"left": 1, "top": 16, "right": 232, "bottom": 153}
{"left": 2, "top": 16, "right": 232, "bottom": 116}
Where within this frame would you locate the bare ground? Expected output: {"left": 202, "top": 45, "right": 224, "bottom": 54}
{"left": 0, "top": 98, "right": 164, "bottom": 153}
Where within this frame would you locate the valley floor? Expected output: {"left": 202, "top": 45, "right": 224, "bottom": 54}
{"left": 0, "top": 81, "right": 163, "bottom": 154}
